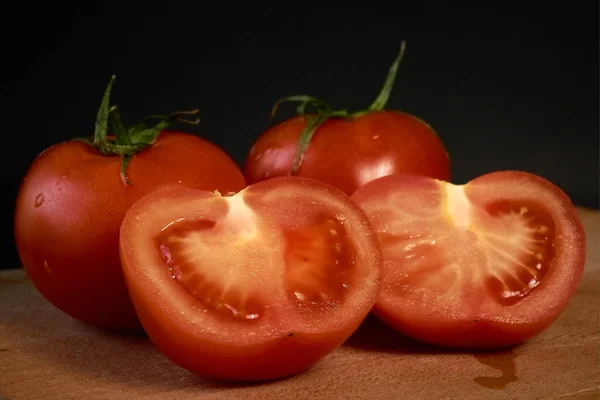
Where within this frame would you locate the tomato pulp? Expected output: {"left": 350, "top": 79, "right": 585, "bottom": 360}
{"left": 119, "top": 177, "right": 383, "bottom": 381}
{"left": 351, "top": 171, "right": 586, "bottom": 349}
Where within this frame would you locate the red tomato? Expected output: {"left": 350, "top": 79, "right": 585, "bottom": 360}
{"left": 119, "top": 177, "right": 383, "bottom": 380}
{"left": 243, "top": 42, "right": 450, "bottom": 196}
{"left": 244, "top": 112, "right": 450, "bottom": 196}
{"left": 351, "top": 171, "right": 586, "bottom": 349}
{"left": 14, "top": 76, "right": 247, "bottom": 332}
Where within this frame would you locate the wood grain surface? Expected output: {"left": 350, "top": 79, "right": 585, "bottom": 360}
{"left": 1, "top": 208, "right": 598, "bottom": 400}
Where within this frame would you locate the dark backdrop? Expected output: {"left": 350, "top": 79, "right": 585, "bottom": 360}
{"left": 3, "top": 4, "right": 598, "bottom": 270}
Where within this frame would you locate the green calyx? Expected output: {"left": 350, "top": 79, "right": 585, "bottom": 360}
{"left": 83, "top": 75, "right": 200, "bottom": 185}
{"left": 271, "top": 41, "right": 407, "bottom": 174}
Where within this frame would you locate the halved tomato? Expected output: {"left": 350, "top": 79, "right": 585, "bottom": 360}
{"left": 119, "top": 177, "right": 382, "bottom": 381}
{"left": 351, "top": 171, "right": 586, "bottom": 349}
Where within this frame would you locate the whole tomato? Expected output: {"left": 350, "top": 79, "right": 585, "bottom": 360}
{"left": 14, "top": 76, "right": 247, "bottom": 332}
{"left": 243, "top": 42, "right": 450, "bottom": 196}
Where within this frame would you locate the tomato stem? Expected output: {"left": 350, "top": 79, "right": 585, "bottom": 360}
{"left": 85, "top": 75, "right": 200, "bottom": 185}
{"left": 270, "top": 41, "right": 408, "bottom": 175}
{"left": 366, "top": 41, "right": 407, "bottom": 113}
{"left": 93, "top": 75, "right": 115, "bottom": 148}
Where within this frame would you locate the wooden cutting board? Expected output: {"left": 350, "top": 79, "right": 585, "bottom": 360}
{"left": 1, "top": 208, "right": 598, "bottom": 400}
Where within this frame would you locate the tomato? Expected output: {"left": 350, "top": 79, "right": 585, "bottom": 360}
{"left": 13, "top": 76, "right": 247, "bottom": 332}
{"left": 243, "top": 42, "right": 450, "bottom": 196}
{"left": 351, "top": 171, "right": 586, "bottom": 349}
{"left": 119, "top": 177, "right": 383, "bottom": 381}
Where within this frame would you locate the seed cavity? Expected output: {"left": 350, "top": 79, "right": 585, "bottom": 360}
{"left": 481, "top": 201, "right": 556, "bottom": 305}
{"left": 284, "top": 214, "right": 356, "bottom": 311}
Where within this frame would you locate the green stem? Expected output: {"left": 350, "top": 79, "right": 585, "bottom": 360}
{"left": 85, "top": 75, "right": 200, "bottom": 185}
{"left": 93, "top": 75, "right": 115, "bottom": 148}
{"left": 271, "top": 41, "right": 408, "bottom": 175}
{"left": 367, "top": 41, "right": 407, "bottom": 112}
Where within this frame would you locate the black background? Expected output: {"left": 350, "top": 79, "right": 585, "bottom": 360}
{"left": 3, "top": 4, "right": 598, "bottom": 270}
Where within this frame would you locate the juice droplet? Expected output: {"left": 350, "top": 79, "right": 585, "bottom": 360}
{"left": 34, "top": 193, "right": 45, "bottom": 208}
{"left": 473, "top": 350, "right": 518, "bottom": 389}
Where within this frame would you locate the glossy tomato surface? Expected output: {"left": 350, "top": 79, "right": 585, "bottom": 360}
{"left": 351, "top": 171, "right": 586, "bottom": 349}
{"left": 14, "top": 131, "right": 247, "bottom": 332}
{"left": 119, "top": 177, "right": 383, "bottom": 380}
{"left": 243, "top": 110, "right": 450, "bottom": 196}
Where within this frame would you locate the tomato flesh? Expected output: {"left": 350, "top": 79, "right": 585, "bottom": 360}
{"left": 120, "top": 177, "right": 382, "bottom": 380}
{"left": 158, "top": 218, "right": 264, "bottom": 321}
{"left": 351, "top": 171, "right": 586, "bottom": 349}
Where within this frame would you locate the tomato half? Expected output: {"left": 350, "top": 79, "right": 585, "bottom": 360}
{"left": 119, "top": 177, "right": 382, "bottom": 381}
{"left": 351, "top": 171, "right": 586, "bottom": 349}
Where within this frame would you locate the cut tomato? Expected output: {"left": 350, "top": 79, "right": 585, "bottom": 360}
{"left": 119, "top": 177, "right": 382, "bottom": 381}
{"left": 351, "top": 171, "right": 586, "bottom": 349}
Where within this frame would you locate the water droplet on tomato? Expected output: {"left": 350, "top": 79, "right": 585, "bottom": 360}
{"left": 335, "top": 214, "right": 346, "bottom": 224}
{"left": 34, "top": 193, "right": 44, "bottom": 208}
{"left": 170, "top": 265, "right": 182, "bottom": 281}
{"left": 293, "top": 291, "right": 306, "bottom": 301}
{"left": 220, "top": 301, "right": 260, "bottom": 320}
{"left": 160, "top": 244, "right": 173, "bottom": 264}
{"left": 249, "top": 144, "right": 257, "bottom": 156}
{"left": 43, "top": 260, "right": 51, "bottom": 274}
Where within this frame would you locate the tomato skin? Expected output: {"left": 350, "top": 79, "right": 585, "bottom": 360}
{"left": 243, "top": 110, "right": 450, "bottom": 196}
{"left": 14, "top": 131, "right": 247, "bottom": 332}
{"left": 133, "top": 309, "right": 346, "bottom": 381}
{"left": 351, "top": 171, "right": 586, "bottom": 349}
{"left": 119, "top": 177, "right": 383, "bottom": 380}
